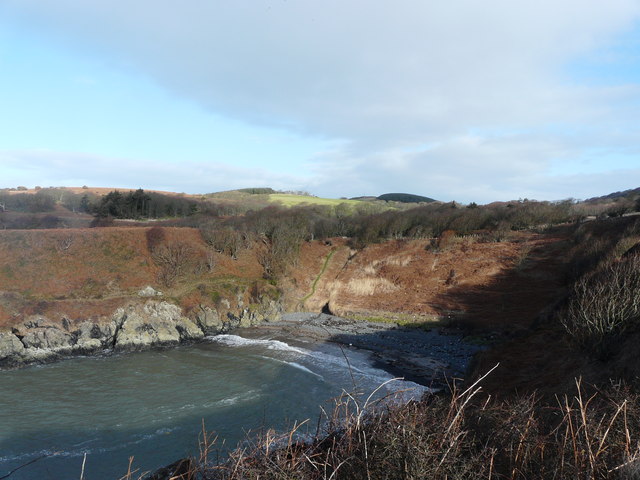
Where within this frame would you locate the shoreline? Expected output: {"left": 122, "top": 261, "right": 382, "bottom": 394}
{"left": 147, "top": 313, "right": 484, "bottom": 479}
{"left": 1, "top": 312, "right": 482, "bottom": 390}
{"left": 233, "top": 312, "right": 483, "bottom": 389}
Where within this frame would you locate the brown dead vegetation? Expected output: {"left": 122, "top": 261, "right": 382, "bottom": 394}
{"left": 0, "top": 227, "right": 267, "bottom": 328}
{"left": 143, "top": 374, "right": 640, "bottom": 480}
{"left": 287, "top": 232, "right": 553, "bottom": 324}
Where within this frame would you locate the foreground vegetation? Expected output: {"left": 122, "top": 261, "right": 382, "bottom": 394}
{"left": 147, "top": 377, "right": 640, "bottom": 480}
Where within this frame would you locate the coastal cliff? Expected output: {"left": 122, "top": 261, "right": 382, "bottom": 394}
{"left": 0, "top": 298, "right": 282, "bottom": 368}
{"left": 0, "top": 225, "right": 564, "bottom": 369}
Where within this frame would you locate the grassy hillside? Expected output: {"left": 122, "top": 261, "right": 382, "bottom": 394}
{"left": 268, "top": 193, "right": 364, "bottom": 207}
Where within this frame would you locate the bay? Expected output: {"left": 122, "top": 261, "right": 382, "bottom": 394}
{"left": 0, "top": 333, "right": 426, "bottom": 479}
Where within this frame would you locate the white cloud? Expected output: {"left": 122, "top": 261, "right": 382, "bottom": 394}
{"left": 0, "top": 150, "right": 307, "bottom": 193}
{"left": 2, "top": 1, "right": 640, "bottom": 202}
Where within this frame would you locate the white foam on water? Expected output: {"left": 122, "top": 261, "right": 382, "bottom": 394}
{"left": 0, "top": 427, "right": 181, "bottom": 464}
{"left": 288, "top": 361, "right": 323, "bottom": 378}
{"left": 207, "top": 334, "right": 308, "bottom": 355}
{"left": 306, "top": 350, "right": 367, "bottom": 374}
{"left": 201, "top": 389, "right": 262, "bottom": 409}
{"left": 209, "top": 334, "right": 429, "bottom": 401}
{"left": 257, "top": 355, "right": 325, "bottom": 380}
{"left": 0, "top": 449, "right": 60, "bottom": 463}
{"left": 217, "top": 390, "right": 261, "bottom": 407}
{"left": 305, "top": 349, "right": 431, "bottom": 401}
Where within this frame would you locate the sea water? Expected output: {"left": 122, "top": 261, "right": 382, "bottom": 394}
{"left": 0, "top": 333, "right": 427, "bottom": 479}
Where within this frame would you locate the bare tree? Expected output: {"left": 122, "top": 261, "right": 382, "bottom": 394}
{"left": 55, "top": 234, "right": 74, "bottom": 253}
{"left": 151, "top": 240, "right": 195, "bottom": 287}
{"left": 205, "top": 248, "right": 216, "bottom": 272}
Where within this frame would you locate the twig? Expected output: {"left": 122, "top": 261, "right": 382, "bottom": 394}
{"left": 80, "top": 452, "right": 87, "bottom": 480}
{"left": 0, "top": 453, "right": 57, "bottom": 479}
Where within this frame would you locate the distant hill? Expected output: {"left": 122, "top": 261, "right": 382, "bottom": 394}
{"left": 235, "top": 188, "right": 276, "bottom": 195}
{"left": 376, "top": 193, "right": 436, "bottom": 203}
{"left": 349, "top": 196, "right": 378, "bottom": 201}
{"left": 584, "top": 187, "right": 640, "bottom": 203}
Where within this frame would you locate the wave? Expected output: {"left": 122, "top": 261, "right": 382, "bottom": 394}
{"left": 258, "top": 355, "right": 325, "bottom": 380}
{"left": 0, "top": 427, "right": 181, "bottom": 464}
{"left": 305, "top": 350, "right": 431, "bottom": 400}
{"left": 208, "top": 334, "right": 428, "bottom": 399}
{"left": 206, "top": 335, "right": 308, "bottom": 355}
{"left": 205, "top": 389, "right": 261, "bottom": 408}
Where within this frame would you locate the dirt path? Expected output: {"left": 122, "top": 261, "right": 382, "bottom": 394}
{"left": 300, "top": 248, "right": 337, "bottom": 308}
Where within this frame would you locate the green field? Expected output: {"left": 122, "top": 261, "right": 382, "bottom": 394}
{"left": 268, "top": 194, "right": 364, "bottom": 207}
{"left": 204, "top": 189, "right": 407, "bottom": 214}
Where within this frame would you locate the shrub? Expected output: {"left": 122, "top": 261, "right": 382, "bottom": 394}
{"left": 561, "top": 255, "right": 640, "bottom": 358}
{"left": 200, "top": 226, "right": 246, "bottom": 259}
{"left": 427, "top": 229, "right": 457, "bottom": 252}
{"left": 145, "top": 226, "right": 167, "bottom": 252}
{"left": 151, "top": 240, "right": 196, "bottom": 287}
{"left": 145, "top": 227, "right": 197, "bottom": 286}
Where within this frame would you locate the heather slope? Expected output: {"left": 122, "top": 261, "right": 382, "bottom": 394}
{"left": 286, "top": 231, "right": 569, "bottom": 330}
{"left": 0, "top": 227, "right": 268, "bottom": 306}
{"left": 0, "top": 226, "right": 572, "bottom": 335}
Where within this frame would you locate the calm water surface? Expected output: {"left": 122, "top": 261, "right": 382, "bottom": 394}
{"left": 0, "top": 334, "right": 426, "bottom": 479}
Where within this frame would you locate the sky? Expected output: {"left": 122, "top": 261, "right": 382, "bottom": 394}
{"left": 1, "top": 1, "right": 640, "bottom": 203}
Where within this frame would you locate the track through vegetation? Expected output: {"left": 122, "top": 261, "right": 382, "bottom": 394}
{"left": 300, "top": 248, "right": 337, "bottom": 308}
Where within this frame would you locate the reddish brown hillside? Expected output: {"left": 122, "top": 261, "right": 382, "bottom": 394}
{"left": 0, "top": 227, "right": 266, "bottom": 328}
{"left": 0, "top": 225, "right": 572, "bottom": 352}
{"left": 287, "top": 232, "right": 570, "bottom": 330}
{"left": 0, "top": 228, "right": 153, "bottom": 297}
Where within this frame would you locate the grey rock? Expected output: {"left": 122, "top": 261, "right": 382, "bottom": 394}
{"left": 238, "top": 309, "right": 254, "bottom": 328}
{"left": 138, "top": 286, "right": 163, "bottom": 297}
{"left": 16, "top": 318, "right": 74, "bottom": 350}
{"left": 22, "top": 328, "right": 72, "bottom": 350}
{"left": 114, "top": 301, "right": 203, "bottom": 349}
{"left": 195, "top": 306, "right": 225, "bottom": 335}
{"left": 0, "top": 331, "right": 25, "bottom": 360}
{"left": 74, "top": 321, "right": 114, "bottom": 351}
{"left": 0, "top": 294, "right": 284, "bottom": 369}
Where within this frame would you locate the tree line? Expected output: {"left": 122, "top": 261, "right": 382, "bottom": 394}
{"left": 91, "top": 189, "right": 200, "bottom": 219}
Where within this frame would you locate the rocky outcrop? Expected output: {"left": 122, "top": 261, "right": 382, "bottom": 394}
{"left": 113, "top": 301, "right": 204, "bottom": 349}
{"left": 0, "top": 298, "right": 283, "bottom": 369}
{"left": 0, "top": 331, "right": 25, "bottom": 365}
{"left": 75, "top": 321, "right": 116, "bottom": 351}
{"left": 19, "top": 320, "right": 75, "bottom": 350}
{"left": 194, "top": 305, "right": 226, "bottom": 335}
{"left": 231, "top": 300, "right": 283, "bottom": 329}
{"left": 138, "top": 285, "right": 163, "bottom": 297}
